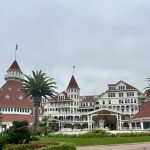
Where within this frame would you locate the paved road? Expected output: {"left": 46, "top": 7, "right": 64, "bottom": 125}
{"left": 77, "top": 142, "right": 150, "bottom": 150}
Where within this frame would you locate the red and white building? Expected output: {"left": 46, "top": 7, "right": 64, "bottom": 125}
{"left": 0, "top": 60, "right": 149, "bottom": 131}
{"left": 0, "top": 60, "right": 34, "bottom": 131}
{"left": 42, "top": 75, "right": 146, "bottom": 131}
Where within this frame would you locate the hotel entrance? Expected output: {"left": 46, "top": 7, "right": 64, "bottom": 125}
{"left": 90, "top": 109, "right": 120, "bottom": 130}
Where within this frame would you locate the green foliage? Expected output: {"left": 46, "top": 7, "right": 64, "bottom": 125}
{"left": 0, "top": 133, "right": 8, "bottom": 150}
{"left": 47, "top": 130, "right": 150, "bottom": 138}
{"left": 48, "top": 129, "right": 113, "bottom": 138}
{"left": 21, "top": 70, "right": 57, "bottom": 99}
{"left": 116, "top": 132, "right": 150, "bottom": 137}
{"left": 40, "top": 142, "right": 76, "bottom": 150}
{"left": 39, "top": 117, "right": 49, "bottom": 136}
{"left": 21, "top": 70, "right": 57, "bottom": 131}
{"left": 5, "top": 120, "right": 31, "bottom": 144}
{"left": 3, "top": 142, "right": 76, "bottom": 150}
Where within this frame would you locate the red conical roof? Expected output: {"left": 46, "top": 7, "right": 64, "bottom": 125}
{"left": 67, "top": 75, "right": 80, "bottom": 90}
{"left": 7, "top": 60, "right": 22, "bottom": 72}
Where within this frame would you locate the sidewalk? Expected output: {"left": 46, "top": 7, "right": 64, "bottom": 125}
{"left": 77, "top": 142, "right": 150, "bottom": 150}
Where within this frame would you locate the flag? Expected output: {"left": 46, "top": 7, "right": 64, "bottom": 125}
{"left": 16, "top": 44, "right": 18, "bottom": 50}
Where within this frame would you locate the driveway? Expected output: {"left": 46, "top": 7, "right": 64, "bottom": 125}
{"left": 77, "top": 142, "right": 150, "bottom": 150}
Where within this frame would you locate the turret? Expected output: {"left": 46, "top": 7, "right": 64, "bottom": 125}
{"left": 4, "top": 60, "right": 24, "bottom": 81}
{"left": 66, "top": 75, "right": 80, "bottom": 100}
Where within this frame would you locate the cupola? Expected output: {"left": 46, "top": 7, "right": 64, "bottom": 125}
{"left": 4, "top": 60, "right": 24, "bottom": 81}
{"left": 66, "top": 75, "right": 80, "bottom": 100}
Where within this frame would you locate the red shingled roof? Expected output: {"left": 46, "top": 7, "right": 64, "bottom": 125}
{"left": 8, "top": 60, "right": 22, "bottom": 72}
{"left": 108, "top": 80, "right": 137, "bottom": 90}
{"left": 132, "top": 101, "right": 150, "bottom": 119}
{"left": 2, "top": 114, "right": 34, "bottom": 124}
{"left": 81, "top": 95, "right": 95, "bottom": 102}
{"left": 67, "top": 75, "right": 80, "bottom": 90}
{"left": 0, "top": 80, "right": 34, "bottom": 108}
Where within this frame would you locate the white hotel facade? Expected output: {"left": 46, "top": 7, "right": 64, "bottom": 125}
{"left": 42, "top": 75, "right": 145, "bottom": 131}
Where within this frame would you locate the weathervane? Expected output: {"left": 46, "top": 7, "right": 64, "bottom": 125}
{"left": 15, "top": 44, "right": 18, "bottom": 60}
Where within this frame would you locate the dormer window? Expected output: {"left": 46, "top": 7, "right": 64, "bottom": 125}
{"left": 0, "top": 88, "right": 3, "bottom": 92}
{"left": 5, "top": 95, "right": 10, "bottom": 100}
{"left": 8, "top": 87, "right": 12, "bottom": 92}
{"left": 82, "top": 97, "right": 86, "bottom": 101}
{"left": 17, "top": 88, "right": 20, "bottom": 92}
{"left": 19, "top": 96, "right": 23, "bottom": 100}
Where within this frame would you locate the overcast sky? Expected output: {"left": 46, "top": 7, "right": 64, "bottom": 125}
{"left": 1, "top": 0, "right": 150, "bottom": 95}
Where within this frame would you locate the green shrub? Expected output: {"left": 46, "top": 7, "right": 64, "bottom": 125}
{"left": 0, "top": 134, "right": 8, "bottom": 150}
{"left": 3, "top": 142, "right": 76, "bottom": 150}
{"left": 5, "top": 120, "right": 31, "bottom": 144}
{"left": 41, "top": 142, "right": 76, "bottom": 150}
{"left": 116, "top": 132, "right": 150, "bottom": 137}
{"left": 3, "top": 144, "right": 31, "bottom": 150}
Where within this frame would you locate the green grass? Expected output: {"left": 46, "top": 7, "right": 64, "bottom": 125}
{"left": 39, "top": 136, "right": 150, "bottom": 146}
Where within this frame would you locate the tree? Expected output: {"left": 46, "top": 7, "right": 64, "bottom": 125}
{"left": 21, "top": 70, "right": 56, "bottom": 132}
{"left": 6, "top": 120, "right": 31, "bottom": 144}
{"left": 144, "top": 78, "right": 150, "bottom": 94}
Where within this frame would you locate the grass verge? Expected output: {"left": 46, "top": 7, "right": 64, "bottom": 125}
{"left": 39, "top": 136, "right": 150, "bottom": 146}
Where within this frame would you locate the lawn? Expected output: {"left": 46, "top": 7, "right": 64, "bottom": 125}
{"left": 39, "top": 136, "right": 150, "bottom": 146}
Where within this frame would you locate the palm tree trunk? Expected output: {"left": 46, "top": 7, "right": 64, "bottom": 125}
{"left": 34, "top": 105, "right": 40, "bottom": 132}
{"left": 34, "top": 97, "right": 41, "bottom": 132}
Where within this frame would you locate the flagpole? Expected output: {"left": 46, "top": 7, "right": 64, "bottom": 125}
{"left": 72, "top": 66, "right": 75, "bottom": 75}
{"left": 15, "top": 48, "right": 16, "bottom": 60}
{"left": 15, "top": 44, "right": 18, "bottom": 60}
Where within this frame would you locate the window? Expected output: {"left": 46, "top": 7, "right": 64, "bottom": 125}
{"left": 119, "top": 99, "right": 123, "bottom": 103}
{"left": 103, "top": 100, "right": 105, "bottom": 105}
{"left": 108, "top": 100, "right": 111, "bottom": 104}
{"left": 119, "top": 86, "right": 125, "bottom": 90}
{"left": 134, "top": 99, "right": 136, "bottom": 103}
{"left": 108, "top": 93, "right": 115, "bottom": 97}
{"left": 119, "top": 93, "right": 124, "bottom": 97}
{"left": 127, "top": 92, "right": 134, "bottom": 97}
{"left": 5, "top": 95, "right": 10, "bottom": 100}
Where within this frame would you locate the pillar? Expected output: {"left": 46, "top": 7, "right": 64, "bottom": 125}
{"left": 141, "top": 121, "right": 144, "bottom": 130}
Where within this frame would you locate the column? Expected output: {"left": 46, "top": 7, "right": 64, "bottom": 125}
{"left": 135, "top": 122, "right": 137, "bottom": 130}
{"left": 116, "top": 114, "right": 119, "bottom": 130}
{"left": 141, "top": 121, "right": 144, "bottom": 130}
{"left": 129, "top": 122, "right": 132, "bottom": 130}
{"left": 87, "top": 115, "right": 90, "bottom": 130}
{"left": 119, "top": 114, "right": 122, "bottom": 130}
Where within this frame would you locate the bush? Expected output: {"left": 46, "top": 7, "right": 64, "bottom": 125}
{"left": 0, "top": 133, "right": 8, "bottom": 150}
{"left": 3, "top": 142, "right": 76, "bottom": 150}
{"left": 5, "top": 120, "right": 31, "bottom": 144}
{"left": 116, "top": 132, "right": 150, "bottom": 137}
{"left": 41, "top": 142, "right": 76, "bottom": 150}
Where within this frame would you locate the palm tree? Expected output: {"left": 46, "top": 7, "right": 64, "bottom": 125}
{"left": 21, "top": 70, "right": 56, "bottom": 132}
{"left": 143, "top": 78, "right": 150, "bottom": 97}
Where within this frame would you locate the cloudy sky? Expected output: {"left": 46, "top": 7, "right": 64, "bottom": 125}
{"left": 1, "top": 0, "right": 150, "bottom": 95}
